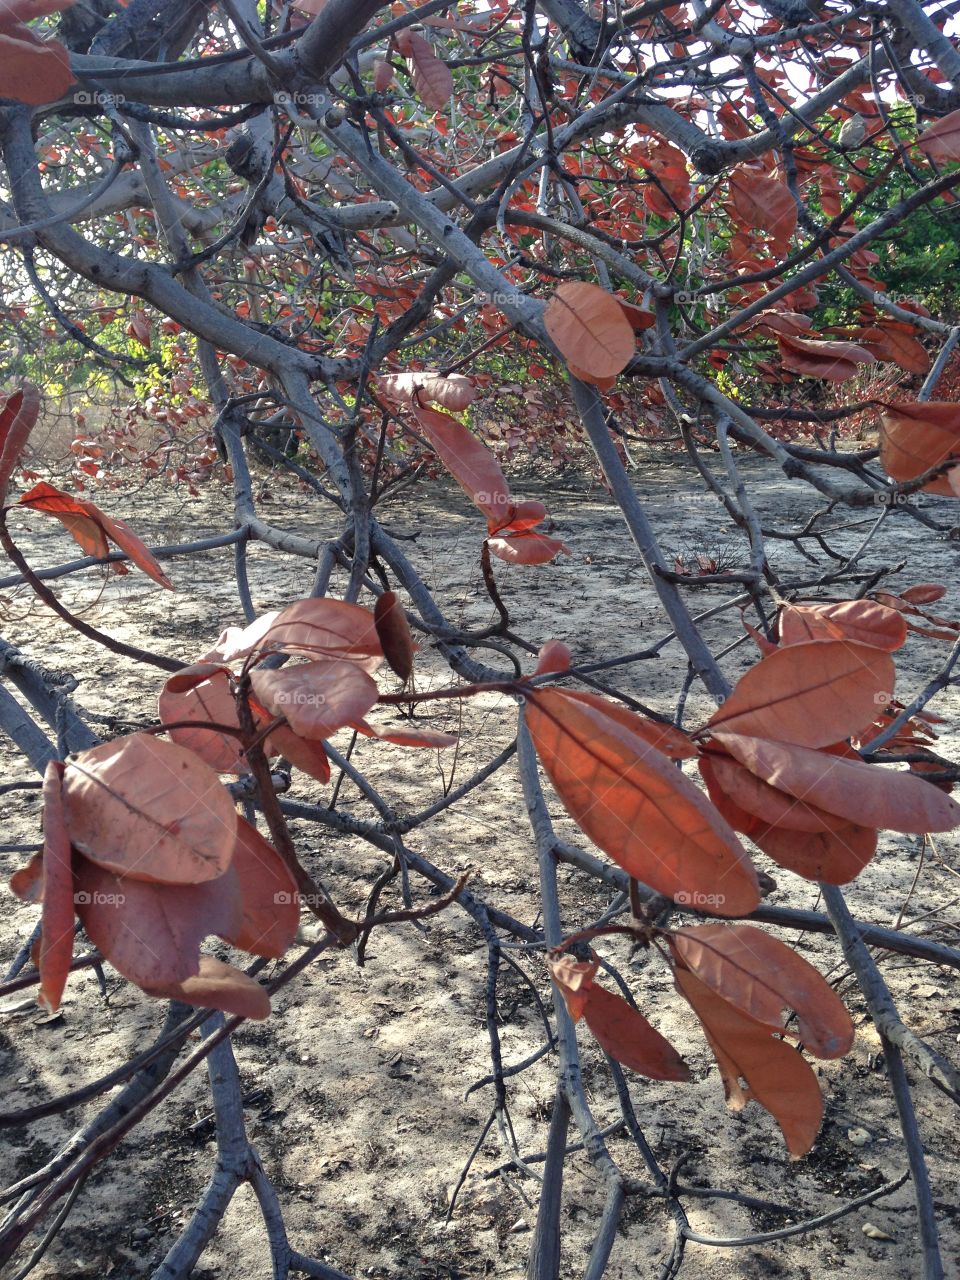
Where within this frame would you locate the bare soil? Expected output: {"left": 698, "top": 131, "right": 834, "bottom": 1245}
{"left": 0, "top": 445, "right": 958, "bottom": 1280}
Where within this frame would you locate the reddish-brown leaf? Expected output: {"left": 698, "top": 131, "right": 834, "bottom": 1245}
{"left": 674, "top": 966, "right": 824, "bottom": 1158}
{"left": 700, "top": 753, "right": 877, "bottom": 883}
{"left": 918, "top": 108, "right": 960, "bottom": 163}
{"left": 534, "top": 639, "right": 572, "bottom": 675}
{"left": 525, "top": 690, "right": 759, "bottom": 915}
{"left": 878, "top": 401, "right": 960, "bottom": 494}
{"left": 396, "top": 29, "right": 454, "bottom": 110}
{"left": 544, "top": 282, "right": 636, "bottom": 380}
{"left": 486, "top": 530, "right": 571, "bottom": 564}
{"left": 239, "top": 599, "right": 383, "bottom": 669}
{"left": 706, "top": 640, "right": 894, "bottom": 749}
{"left": 777, "top": 334, "right": 874, "bottom": 382}
{"left": 551, "top": 956, "right": 689, "bottom": 1080}
{"left": 17, "top": 482, "right": 173, "bottom": 588}
{"left": 778, "top": 601, "right": 907, "bottom": 652}
{"left": 74, "top": 856, "right": 242, "bottom": 988}
{"left": 0, "top": 26, "right": 73, "bottom": 105}
{"left": 36, "top": 761, "right": 76, "bottom": 1012}
{"left": 143, "top": 955, "right": 270, "bottom": 1020}
{"left": 351, "top": 718, "right": 456, "bottom": 748}
{"left": 378, "top": 371, "right": 475, "bottom": 411}
{"left": 670, "top": 925, "right": 853, "bottom": 1058}
{"left": 0, "top": 381, "right": 39, "bottom": 505}
{"left": 729, "top": 166, "right": 798, "bottom": 248}
{"left": 62, "top": 733, "right": 238, "bottom": 884}
{"left": 899, "top": 584, "right": 947, "bottom": 605}
{"left": 715, "top": 732, "right": 960, "bottom": 834}
{"left": 251, "top": 658, "right": 379, "bottom": 740}
{"left": 263, "top": 722, "right": 330, "bottom": 782}
{"left": 159, "top": 665, "right": 247, "bottom": 774}
{"left": 561, "top": 690, "right": 698, "bottom": 759}
{"left": 220, "top": 817, "right": 298, "bottom": 959}
{"left": 374, "top": 591, "right": 415, "bottom": 682}
{"left": 412, "top": 401, "right": 512, "bottom": 524}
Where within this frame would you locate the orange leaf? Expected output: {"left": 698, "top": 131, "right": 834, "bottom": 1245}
{"left": 715, "top": 732, "right": 960, "bottom": 834}
{"left": 378, "top": 371, "right": 475, "bottom": 411}
{"left": 674, "top": 966, "right": 824, "bottom": 1158}
{"left": 525, "top": 690, "right": 759, "bottom": 915}
{"left": 777, "top": 334, "right": 874, "bottom": 381}
{"left": 544, "top": 282, "right": 636, "bottom": 380}
{"left": 220, "top": 817, "right": 298, "bottom": 959}
{"left": 159, "top": 665, "right": 247, "bottom": 774}
{"left": 251, "top": 658, "right": 379, "bottom": 739}
{"left": 396, "top": 29, "right": 453, "bottom": 110}
{"left": 36, "top": 761, "right": 76, "bottom": 1013}
{"left": 918, "top": 108, "right": 960, "bottom": 163}
{"left": 74, "top": 856, "right": 242, "bottom": 988}
{"left": 706, "top": 640, "right": 894, "bottom": 749}
{"left": 729, "top": 166, "right": 797, "bottom": 248}
{"left": 212, "top": 598, "right": 383, "bottom": 669}
{"left": 670, "top": 924, "right": 853, "bottom": 1058}
{"left": 143, "top": 955, "right": 270, "bottom": 1020}
{"left": 700, "top": 753, "right": 877, "bottom": 883}
{"left": 374, "top": 591, "right": 415, "bottom": 682}
{"left": 0, "top": 27, "right": 73, "bottom": 106}
{"left": 62, "top": 734, "right": 238, "bottom": 884}
{"left": 534, "top": 639, "right": 572, "bottom": 675}
{"left": 560, "top": 690, "right": 698, "bottom": 759}
{"left": 351, "top": 717, "right": 456, "bottom": 748}
{"left": 18, "top": 482, "right": 173, "bottom": 588}
{"left": 878, "top": 401, "right": 960, "bottom": 495}
{"left": 551, "top": 955, "right": 689, "bottom": 1079}
{"left": 0, "top": 381, "right": 39, "bottom": 505}
{"left": 778, "top": 601, "right": 907, "bottom": 651}
{"left": 486, "top": 530, "right": 570, "bottom": 563}
{"left": 412, "top": 401, "right": 511, "bottom": 525}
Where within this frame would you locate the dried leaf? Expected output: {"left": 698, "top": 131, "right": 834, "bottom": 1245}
{"left": 17, "top": 481, "right": 173, "bottom": 588}
{"left": 706, "top": 640, "right": 895, "bottom": 749}
{"left": 525, "top": 690, "right": 759, "bottom": 915}
{"left": 879, "top": 401, "right": 960, "bottom": 495}
{"left": 778, "top": 601, "right": 907, "bottom": 652}
{"left": 74, "top": 856, "right": 242, "bottom": 988}
{"left": 0, "top": 381, "right": 39, "bottom": 505}
{"left": 220, "top": 817, "right": 298, "bottom": 959}
{"left": 670, "top": 924, "right": 853, "bottom": 1057}
{"left": 374, "top": 591, "right": 415, "bottom": 682}
{"left": 251, "top": 658, "right": 379, "bottom": 739}
{"left": 143, "top": 955, "right": 270, "bottom": 1020}
{"left": 544, "top": 282, "right": 636, "bottom": 380}
{"left": 715, "top": 732, "right": 960, "bottom": 834}
{"left": 62, "top": 733, "right": 238, "bottom": 884}
{"left": 674, "top": 965, "right": 824, "bottom": 1158}
{"left": 159, "top": 665, "right": 247, "bottom": 774}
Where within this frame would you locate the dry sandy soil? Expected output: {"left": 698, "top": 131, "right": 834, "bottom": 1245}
{"left": 0, "top": 444, "right": 958, "bottom": 1280}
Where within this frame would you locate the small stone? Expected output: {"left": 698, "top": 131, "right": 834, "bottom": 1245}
{"left": 862, "top": 1222, "right": 894, "bottom": 1241}
{"left": 846, "top": 1126, "right": 871, "bottom": 1147}
{"left": 131, "top": 1228, "right": 152, "bottom": 1243}
{"left": 508, "top": 1218, "right": 529, "bottom": 1234}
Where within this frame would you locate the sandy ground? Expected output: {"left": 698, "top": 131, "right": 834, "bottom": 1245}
{"left": 0, "top": 445, "right": 958, "bottom": 1280}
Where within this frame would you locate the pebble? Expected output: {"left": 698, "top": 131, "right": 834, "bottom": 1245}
{"left": 508, "top": 1218, "right": 529, "bottom": 1234}
{"left": 131, "top": 1228, "right": 152, "bottom": 1243}
{"left": 846, "top": 1126, "right": 871, "bottom": 1147}
{"left": 862, "top": 1222, "right": 894, "bottom": 1242}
